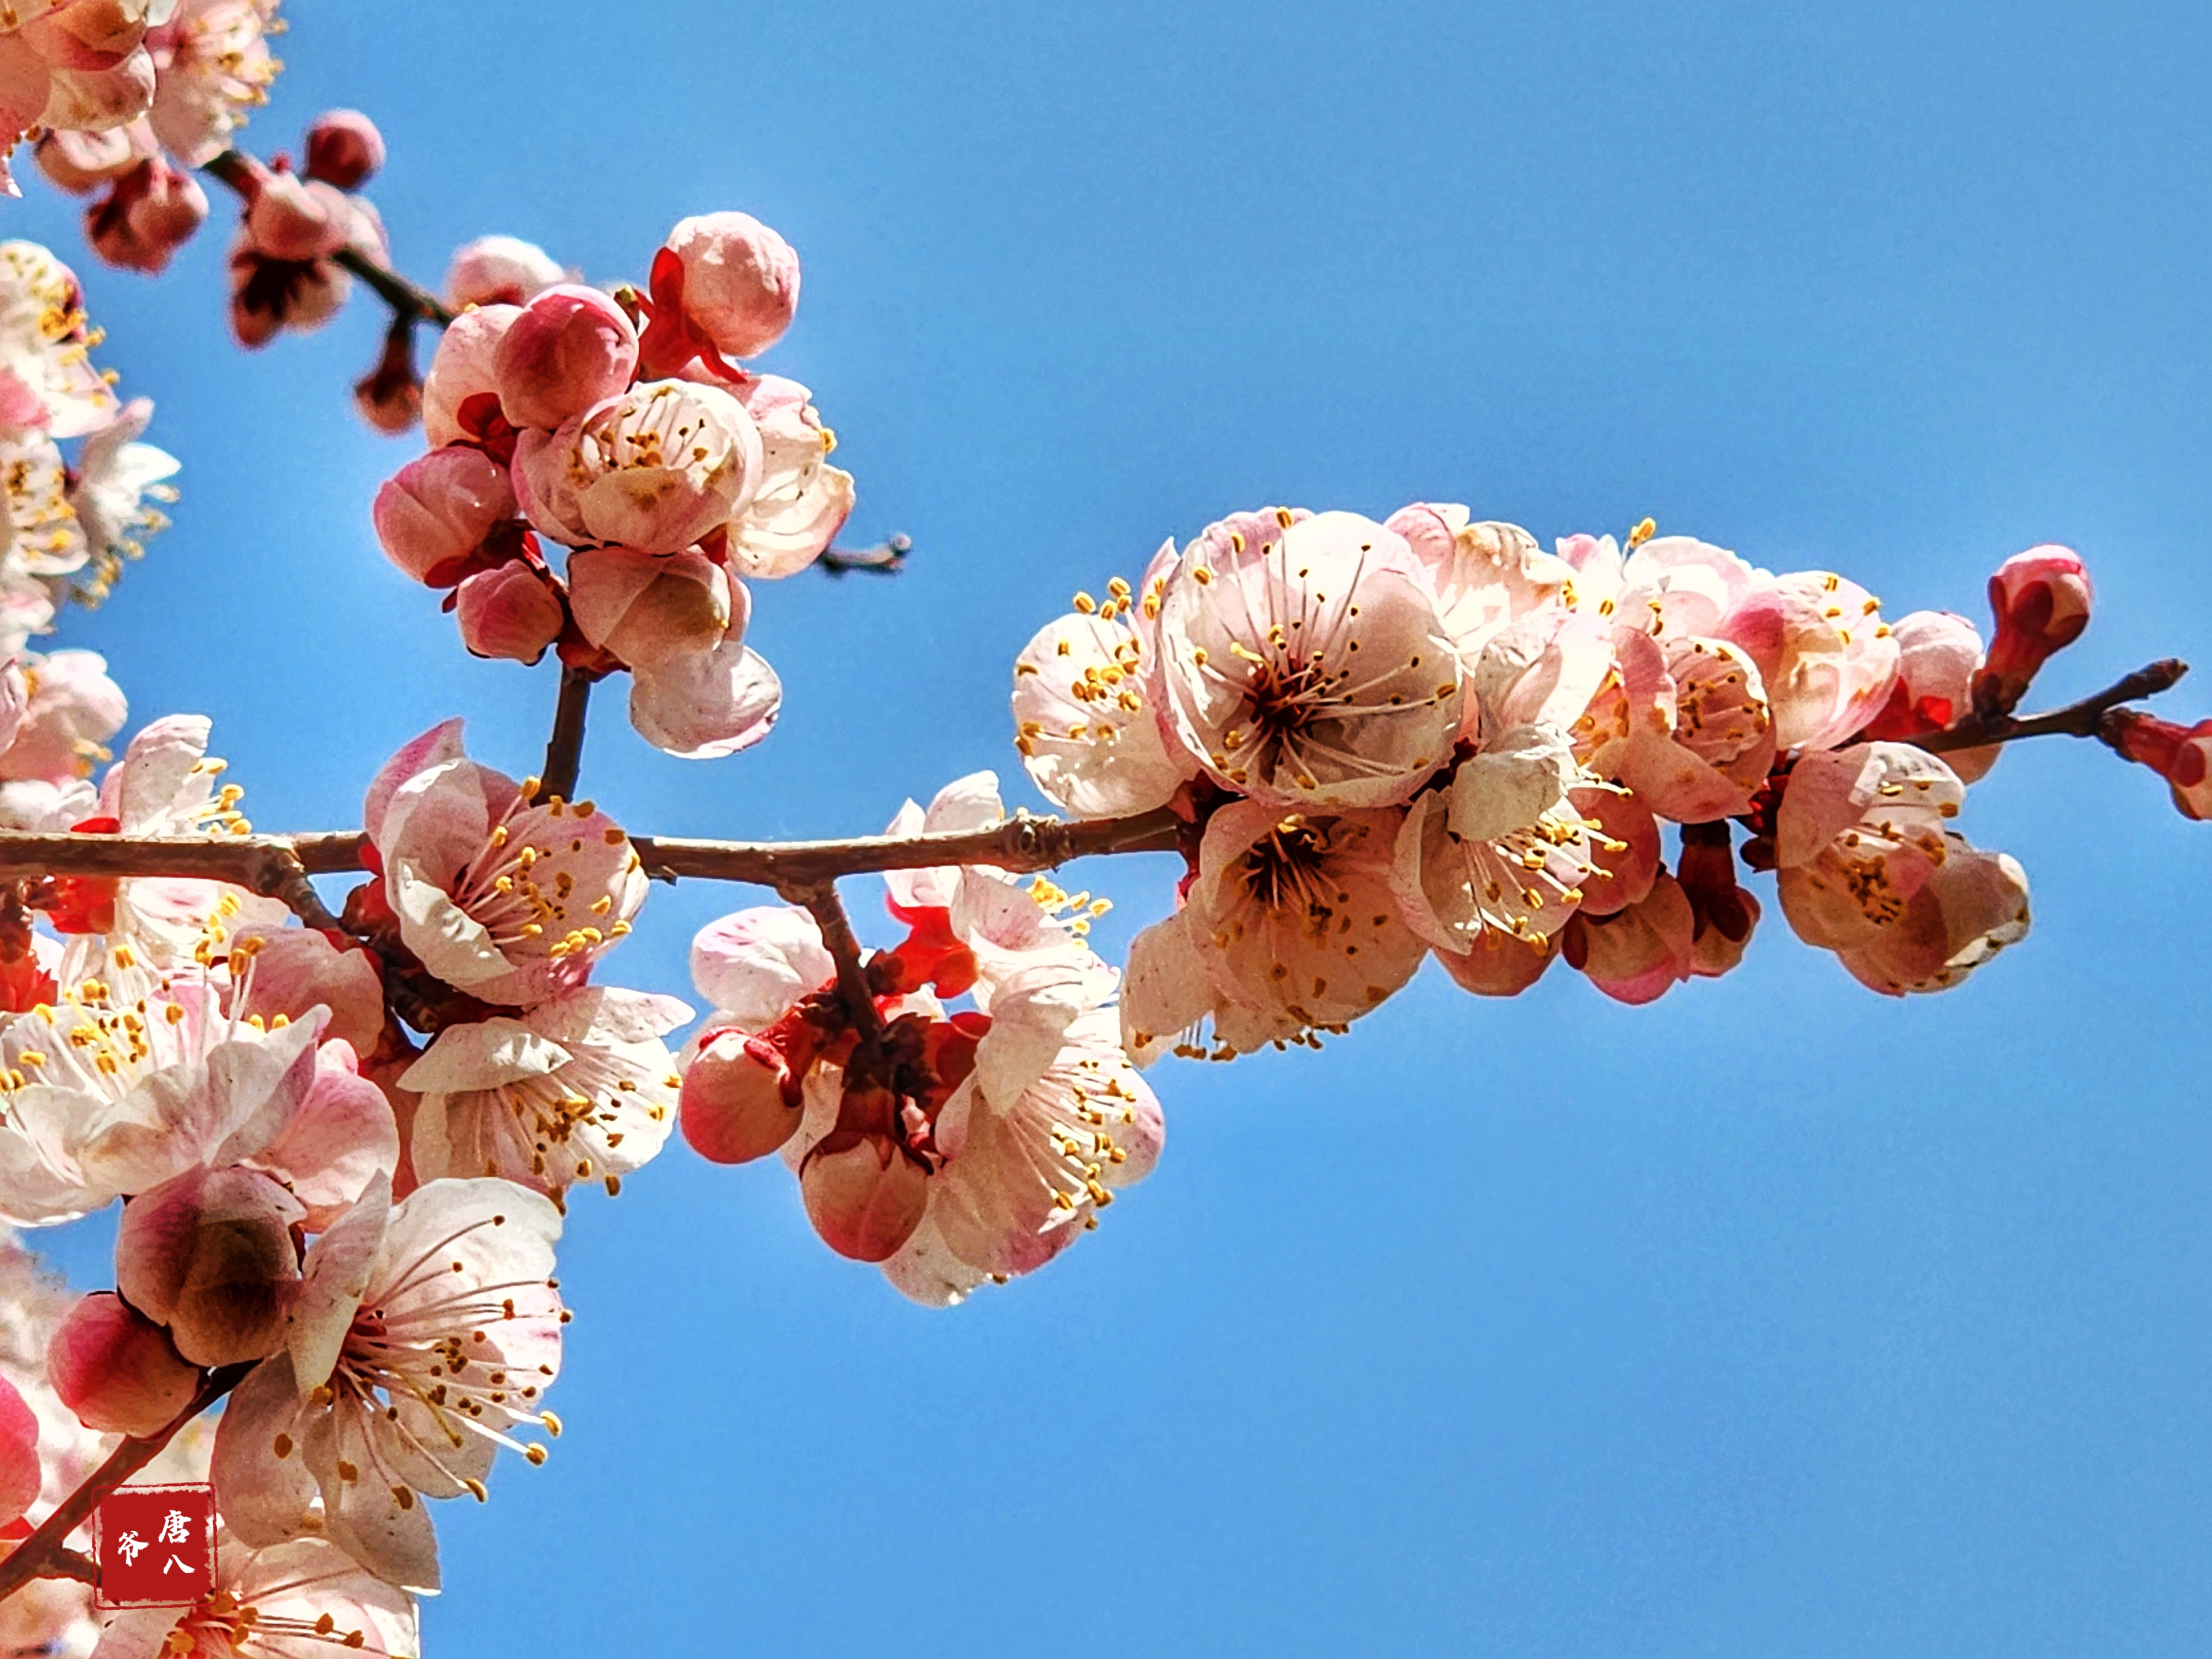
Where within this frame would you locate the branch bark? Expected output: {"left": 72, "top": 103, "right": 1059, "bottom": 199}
{"left": 1910, "top": 658, "right": 2189, "bottom": 755}
{"left": 0, "top": 1364, "right": 251, "bottom": 1606}
{"left": 0, "top": 808, "right": 1187, "bottom": 895}
{"left": 781, "top": 879, "right": 881, "bottom": 1040}
{"left": 539, "top": 667, "right": 595, "bottom": 804}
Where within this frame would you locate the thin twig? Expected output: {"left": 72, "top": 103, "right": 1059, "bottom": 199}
{"left": 818, "top": 534, "right": 911, "bottom": 577}
{"left": 0, "top": 808, "right": 1187, "bottom": 894}
{"left": 781, "top": 879, "right": 882, "bottom": 1040}
{"left": 0, "top": 1364, "right": 251, "bottom": 1608}
{"left": 201, "top": 149, "right": 457, "bottom": 326}
{"left": 539, "top": 667, "right": 595, "bottom": 803}
{"left": 1911, "top": 659, "right": 2189, "bottom": 755}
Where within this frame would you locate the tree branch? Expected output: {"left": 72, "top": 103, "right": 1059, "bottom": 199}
{"left": 200, "top": 149, "right": 457, "bottom": 326}
{"left": 817, "top": 534, "right": 911, "bottom": 577}
{"left": 539, "top": 667, "right": 594, "bottom": 804}
{"left": 781, "top": 879, "right": 881, "bottom": 1040}
{"left": 0, "top": 808, "right": 1187, "bottom": 895}
{"left": 0, "top": 1363, "right": 251, "bottom": 1608}
{"left": 1911, "top": 658, "right": 2189, "bottom": 755}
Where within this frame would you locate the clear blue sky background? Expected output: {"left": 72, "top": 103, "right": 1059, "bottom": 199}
{"left": 14, "top": 2, "right": 2212, "bottom": 1653}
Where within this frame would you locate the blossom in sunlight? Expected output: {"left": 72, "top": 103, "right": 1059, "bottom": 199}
{"left": 1859, "top": 608, "right": 1998, "bottom": 781}
{"left": 723, "top": 374, "right": 851, "bottom": 579}
{"left": 512, "top": 378, "right": 763, "bottom": 556}
{"left": 1154, "top": 509, "right": 1462, "bottom": 810}
{"left": 90, "top": 1529, "right": 419, "bottom": 1659}
{"left": 1828, "top": 836, "right": 2030, "bottom": 995}
{"left": 362, "top": 719, "right": 649, "bottom": 1008}
{"left": 0, "top": 646, "right": 126, "bottom": 792}
{"left": 47, "top": 1287, "right": 198, "bottom": 1434}
{"left": 144, "top": 0, "right": 282, "bottom": 169}
{"left": 0, "top": 9, "right": 158, "bottom": 197}
{"left": 1121, "top": 800, "right": 1425, "bottom": 1062}
{"left": 0, "top": 241, "right": 119, "bottom": 438}
{"left": 1561, "top": 869, "right": 1695, "bottom": 1004}
{"left": 399, "top": 984, "right": 688, "bottom": 1204}
{"left": 446, "top": 233, "right": 565, "bottom": 310}
{"left": 621, "top": 582, "right": 783, "bottom": 761}
{"left": 66, "top": 396, "right": 180, "bottom": 601}
{"left": 371, "top": 443, "right": 521, "bottom": 588}
{"left": 211, "top": 1176, "right": 565, "bottom": 1593}
{"left": 647, "top": 210, "right": 800, "bottom": 370}
{"left": 453, "top": 556, "right": 564, "bottom": 664}
{"left": 1011, "top": 568, "right": 1196, "bottom": 818}
{"left": 1385, "top": 503, "right": 1571, "bottom": 687}
{"left": 420, "top": 301, "right": 519, "bottom": 447}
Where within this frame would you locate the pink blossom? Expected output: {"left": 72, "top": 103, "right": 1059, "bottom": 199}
{"left": 209, "top": 1176, "right": 564, "bottom": 1592}
{"left": 1155, "top": 509, "right": 1460, "bottom": 810}
{"left": 446, "top": 234, "right": 565, "bottom": 310}
{"left": 32, "top": 116, "right": 152, "bottom": 191}
{"left": 228, "top": 926, "right": 387, "bottom": 1077}
{"left": 513, "top": 379, "right": 762, "bottom": 556}
{"left": 1719, "top": 570, "right": 1901, "bottom": 752}
{"left": 399, "top": 985, "right": 689, "bottom": 1201}
{"left": 1572, "top": 786, "right": 1660, "bottom": 917}
{"left": 364, "top": 721, "right": 649, "bottom": 1006}
{"left": 566, "top": 544, "right": 734, "bottom": 669}
{"left": 492, "top": 283, "right": 639, "bottom": 433}
{"left": 692, "top": 904, "right": 836, "bottom": 1027}
{"left": 353, "top": 321, "right": 421, "bottom": 436}
{"left": 421, "top": 301, "right": 519, "bottom": 448}
{"left": 1562, "top": 870, "right": 1695, "bottom": 1004}
{"left": 724, "top": 374, "right": 852, "bottom": 578}
{"left": 681, "top": 1028, "right": 805, "bottom": 1165}
{"left": 89, "top": 1529, "right": 419, "bottom": 1659}
{"left": 1389, "top": 723, "right": 1608, "bottom": 953}
{"left": 144, "top": 0, "right": 281, "bottom": 168}
{"left": 0, "top": 646, "right": 125, "bottom": 784}
{"left": 661, "top": 210, "right": 800, "bottom": 359}
{"left": 1832, "top": 839, "right": 2030, "bottom": 995}
{"left": 227, "top": 228, "right": 349, "bottom": 349}
{"left": 1584, "top": 628, "right": 1777, "bottom": 822}
{"left": 1121, "top": 801, "right": 1425, "bottom": 1062}
{"left": 1011, "top": 592, "right": 1195, "bottom": 818}
{"left": 83, "top": 153, "right": 206, "bottom": 273}
{"left": 303, "top": 107, "right": 384, "bottom": 191}
{"left": 453, "top": 558, "right": 563, "bottom": 665}
{"left": 0, "top": 240, "right": 120, "bottom": 437}
{"left": 678, "top": 905, "right": 833, "bottom": 1165}
{"left": 36, "top": 50, "right": 156, "bottom": 134}
{"left": 623, "top": 581, "right": 782, "bottom": 760}
{"left": 48, "top": 1290, "right": 196, "bottom": 1436}
{"left": 371, "top": 445, "right": 519, "bottom": 588}
{"left": 1774, "top": 742, "right": 1969, "bottom": 954}
{"left": 1385, "top": 504, "right": 1571, "bottom": 680}
{"left": 1979, "top": 544, "right": 2092, "bottom": 711}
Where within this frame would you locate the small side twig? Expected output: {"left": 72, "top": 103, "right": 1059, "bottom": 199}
{"left": 781, "top": 879, "right": 883, "bottom": 1040}
{"left": 0, "top": 1364, "right": 250, "bottom": 1608}
{"left": 818, "top": 534, "right": 911, "bottom": 577}
{"left": 539, "top": 667, "right": 595, "bottom": 804}
{"left": 1911, "top": 659, "right": 2189, "bottom": 755}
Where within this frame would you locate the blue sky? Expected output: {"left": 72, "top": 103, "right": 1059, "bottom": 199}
{"left": 15, "top": 2, "right": 2212, "bottom": 1653}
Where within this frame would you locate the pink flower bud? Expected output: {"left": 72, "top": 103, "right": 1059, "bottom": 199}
{"left": 453, "top": 559, "right": 564, "bottom": 664}
{"left": 801, "top": 1134, "right": 930, "bottom": 1262}
{"left": 422, "top": 302, "right": 519, "bottom": 446}
{"left": 680, "top": 1030, "right": 801, "bottom": 1164}
{"left": 115, "top": 1165, "right": 304, "bottom": 1368}
{"left": 2106, "top": 711, "right": 2212, "bottom": 821}
{"left": 353, "top": 322, "right": 422, "bottom": 436}
{"left": 446, "top": 234, "right": 565, "bottom": 309}
{"left": 492, "top": 283, "right": 639, "bottom": 432}
{"left": 85, "top": 156, "right": 207, "bottom": 275}
{"left": 566, "top": 544, "right": 734, "bottom": 669}
{"left": 227, "top": 234, "right": 350, "bottom": 349}
{"left": 372, "top": 446, "right": 517, "bottom": 586}
{"left": 1980, "top": 545, "right": 2092, "bottom": 711}
{"left": 1677, "top": 832, "right": 1760, "bottom": 978}
{"left": 303, "top": 108, "right": 384, "bottom": 190}
{"left": 662, "top": 211, "right": 800, "bottom": 358}
{"left": 1433, "top": 930, "right": 1558, "bottom": 998}
{"left": 46, "top": 1291, "right": 198, "bottom": 1436}
{"left": 0, "top": 1374, "right": 36, "bottom": 1528}
{"left": 34, "top": 120, "right": 150, "bottom": 194}
{"left": 1859, "top": 609, "right": 1999, "bottom": 781}
{"left": 246, "top": 172, "right": 351, "bottom": 262}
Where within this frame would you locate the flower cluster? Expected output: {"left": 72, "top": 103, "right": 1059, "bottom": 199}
{"left": 1010, "top": 511, "right": 2078, "bottom": 1058}
{"left": 0, "top": 241, "right": 178, "bottom": 637}
{"left": 17, "top": 0, "right": 280, "bottom": 235}
{"left": 373, "top": 210, "right": 852, "bottom": 759}
{"left": 679, "top": 775, "right": 1162, "bottom": 1305}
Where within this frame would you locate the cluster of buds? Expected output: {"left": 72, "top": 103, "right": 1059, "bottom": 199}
{"left": 374, "top": 210, "right": 853, "bottom": 759}
{"left": 680, "top": 776, "right": 1162, "bottom": 1305}
{"left": 217, "top": 108, "right": 388, "bottom": 351}
{"left": 1007, "top": 510, "right": 2101, "bottom": 1058}
{"left": 24, "top": 0, "right": 283, "bottom": 259}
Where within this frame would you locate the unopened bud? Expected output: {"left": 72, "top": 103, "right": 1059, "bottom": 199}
{"left": 453, "top": 559, "right": 565, "bottom": 664}
{"left": 492, "top": 284, "right": 639, "bottom": 431}
{"left": 48, "top": 1292, "right": 199, "bottom": 1436}
{"left": 304, "top": 109, "right": 385, "bottom": 191}
{"left": 353, "top": 320, "right": 422, "bottom": 436}
{"left": 662, "top": 211, "right": 800, "bottom": 359}
{"left": 679, "top": 1030, "right": 800, "bottom": 1164}
{"left": 446, "top": 234, "right": 565, "bottom": 309}
{"left": 566, "top": 544, "right": 734, "bottom": 669}
{"left": 1979, "top": 545, "right": 2092, "bottom": 712}
{"left": 801, "top": 1133, "right": 929, "bottom": 1262}
{"left": 246, "top": 173, "right": 352, "bottom": 263}
{"left": 2105, "top": 709, "right": 2212, "bottom": 821}
{"left": 373, "top": 446, "right": 518, "bottom": 587}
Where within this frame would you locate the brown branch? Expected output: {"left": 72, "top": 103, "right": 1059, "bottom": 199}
{"left": 201, "top": 149, "right": 457, "bottom": 327}
{"left": 539, "top": 667, "right": 594, "bottom": 804}
{"left": 781, "top": 879, "right": 881, "bottom": 1040}
{"left": 817, "top": 534, "right": 911, "bottom": 577}
{"left": 1911, "top": 659, "right": 2189, "bottom": 755}
{"left": 0, "top": 809, "right": 1186, "bottom": 894}
{"left": 0, "top": 1363, "right": 251, "bottom": 1608}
